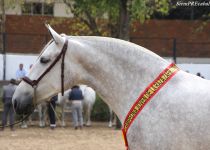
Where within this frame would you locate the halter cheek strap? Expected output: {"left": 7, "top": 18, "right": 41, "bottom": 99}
{"left": 22, "top": 38, "right": 68, "bottom": 100}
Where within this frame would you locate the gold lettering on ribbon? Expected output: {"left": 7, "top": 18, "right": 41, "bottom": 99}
{"left": 123, "top": 64, "right": 179, "bottom": 133}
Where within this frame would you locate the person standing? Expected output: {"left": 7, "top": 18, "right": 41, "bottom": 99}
{"left": 16, "top": 63, "right": 26, "bottom": 81}
{"left": 69, "top": 85, "right": 84, "bottom": 130}
{"left": 16, "top": 63, "right": 27, "bottom": 128}
{"left": 48, "top": 95, "right": 58, "bottom": 129}
{"left": 1, "top": 79, "right": 17, "bottom": 131}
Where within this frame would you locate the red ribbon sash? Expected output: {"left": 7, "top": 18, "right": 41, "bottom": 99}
{"left": 122, "top": 63, "right": 179, "bottom": 149}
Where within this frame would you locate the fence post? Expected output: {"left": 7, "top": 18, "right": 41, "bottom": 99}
{"left": 173, "top": 38, "right": 177, "bottom": 63}
{"left": 3, "top": 32, "right": 6, "bottom": 80}
{"left": 45, "top": 34, "right": 48, "bottom": 44}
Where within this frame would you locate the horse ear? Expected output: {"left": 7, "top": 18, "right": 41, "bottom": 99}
{"left": 45, "top": 24, "right": 63, "bottom": 45}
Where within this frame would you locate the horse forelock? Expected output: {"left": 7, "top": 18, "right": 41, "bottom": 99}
{"left": 36, "top": 39, "right": 54, "bottom": 61}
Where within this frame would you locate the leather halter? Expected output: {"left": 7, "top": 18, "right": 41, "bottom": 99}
{"left": 22, "top": 39, "right": 68, "bottom": 97}
{"left": 0, "top": 39, "right": 68, "bottom": 129}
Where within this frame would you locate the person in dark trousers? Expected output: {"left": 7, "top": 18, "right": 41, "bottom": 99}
{"left": 69, "top": 85, "right": 84, "bottom": 130}
{"left": 48, "top": 95, "right": 58, "bottom": 129}
{"left": 1, "top": 79, "right": 17, "bottom": 131}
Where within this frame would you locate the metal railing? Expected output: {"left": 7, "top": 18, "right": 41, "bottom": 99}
{"left": 0, "top": 32, "right": 210, "bottom": 64}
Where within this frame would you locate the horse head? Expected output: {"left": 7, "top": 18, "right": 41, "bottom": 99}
{"left": 12, "top": 25, "right": 80, "bottom": 115}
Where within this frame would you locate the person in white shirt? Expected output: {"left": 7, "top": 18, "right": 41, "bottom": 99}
{"left": 16, "top": 63, "right": 26, "bottom": 81}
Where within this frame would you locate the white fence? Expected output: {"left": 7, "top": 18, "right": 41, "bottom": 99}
{"left": 178, "top": 64, "right": 210, "bottom": 79}
{"left": 0, "top": 53, "right": 37, "bottom": 80}
{"left": 0, "top": 54, "right": 210, "bottom": 80}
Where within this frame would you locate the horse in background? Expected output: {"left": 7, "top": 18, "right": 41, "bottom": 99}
{"left": 36, "top": 85, "right": 96, "bottom": 127}
{"left": 36, "top": 85, "right": 116, "bottom": 127}
{"left": 37, "top": 102, "right": 48, "bottom": 127}
{"left": 108, "top": 107, "right": 117, "bottom": 128}
{"left": 58, "top": 85, "right": 96, "bottom": 126}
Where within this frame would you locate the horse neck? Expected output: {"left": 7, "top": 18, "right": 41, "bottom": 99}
{"left": 68, "top": 37, "right": 170, "bottom": 122}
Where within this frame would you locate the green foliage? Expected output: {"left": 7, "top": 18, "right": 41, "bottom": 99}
{"left": 63, "top": 0, "right": 114, "bottom": 36}
{"left": 3, "top": 0, "right": 24, "bottom": 10}
{"left": 91, "top": 94, "right": 110, "bottom": 121}
{"left": 131, "top": 0, "right": 169, "bottom": 23}
{"left": 73, "top": 0, "right": 106, "bottom": 17}
{"left": 47, "top": 0, "right": 170, "bottom": 37}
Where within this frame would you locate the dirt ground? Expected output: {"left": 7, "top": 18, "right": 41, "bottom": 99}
{"left": 0, "top": 122, "right": 125, "bottom": 150}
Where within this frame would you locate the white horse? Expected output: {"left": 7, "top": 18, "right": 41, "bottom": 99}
{"left": 36, "top": 85, "right": 113, "bottom": 128}
{"left": 58, "top": 85, "right": 96, "bottom": 126}
{"left": 37, "top": 101, "right": 48, "bottom": 127}
{"left": 59, "top": 86, "right": 116, "bottom": 127}
{"left": 12, "top": 25, "right": 210, "bottom": 150}
{"left": 36, "top": 85, "right": 96, "bottom": 127}
{"left": 108, "top": 107, "right": 117, "bottom": 128}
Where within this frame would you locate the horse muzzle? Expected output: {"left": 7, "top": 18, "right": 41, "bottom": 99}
{"left": 12, "top": 93, "right": 34, "bottom": 115}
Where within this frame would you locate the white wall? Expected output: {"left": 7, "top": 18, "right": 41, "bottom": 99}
{"left": 0, "top": 54, "right": 38, "bottom": 80}
{"left": 178, "top": 64, "right": 210, "bottom": 80}
{"left": 1, "top": 54, "right": 210, "bottom": 80}
{"left": 163, "top": 57, "right": 210, "bottom": 79}
{"left": 2, "top": 1, "right": 74, "bottom": 18}
{"left": 54, "top": 2, "right": 73, "bottom": 18}
{"left": 5, "top": 5, "right": 21, "bottom": 15}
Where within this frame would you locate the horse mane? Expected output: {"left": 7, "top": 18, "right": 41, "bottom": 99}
{"left": 66, "top": 36, "right": 166, "bottom": 63}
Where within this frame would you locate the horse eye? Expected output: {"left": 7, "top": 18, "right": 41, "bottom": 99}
{"left": 40, "top": 57, "right": 51, "bottom": 64}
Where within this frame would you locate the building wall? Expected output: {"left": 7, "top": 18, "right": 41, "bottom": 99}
{"left": 2, "top": 1, "right": 73, "bottom": 17}
{"left": 5, "top": 15, "right": 210, "bottom": 58}
{"left": 5, "top": 5, "right": 21, "bottom": 15}
{"left": 54, "top": 2, "right": 73, "bottom": 17}
{"left": 131, "top": 20, "right": 210, "bottom": 57}
{"left": 5, "top": 15, "right": 73, "bottom": 54}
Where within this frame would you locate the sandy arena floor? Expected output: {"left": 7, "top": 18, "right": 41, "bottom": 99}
{"left": 0, "top": 122, "right": 124, "bottom": 150}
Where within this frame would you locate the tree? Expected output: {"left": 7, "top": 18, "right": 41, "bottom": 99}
{"left": 0, "top": 0, "right": 6, "bottom": 53}
{"left": 153, "top": 0, "right": 210, "bottom": 20}
{"left": 62, "top": 0, "right": 170, "bottom": 40}
{"left": 0, "top": 0, "right": 23, "bottom": 79}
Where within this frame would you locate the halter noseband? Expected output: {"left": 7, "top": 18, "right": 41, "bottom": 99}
{"left": 22, "top": 38, "right": 68, "bottom": 97}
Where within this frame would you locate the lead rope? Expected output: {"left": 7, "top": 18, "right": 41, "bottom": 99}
{"left": 0, "top": 113, "right": 32, "bottom": 129}
{"left": 0, "top": 86, "right": 38, "bottom": 129}
{"left": 49, "top": 103, "right": 64, "bottom": 127}
{"left": 33, "top": 86, "right": 38, "bottom": 109}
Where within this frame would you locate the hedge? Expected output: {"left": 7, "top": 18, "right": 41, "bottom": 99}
{"left": 91, "top": 94, "right": 110, "bottom": 121}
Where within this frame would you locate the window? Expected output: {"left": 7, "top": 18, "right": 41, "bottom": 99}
{"left": 22, "top": 2, "right": 53, "bottom": 16}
